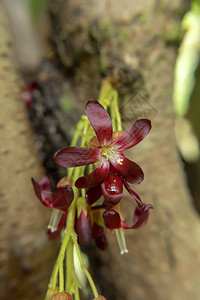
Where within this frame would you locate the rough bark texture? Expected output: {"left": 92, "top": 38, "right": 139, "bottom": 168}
{"left": 48, "top": 0, "right": 200, "bottom": 300}
{"left": 0, "top": 6, "right": 58, "bottom": 300}
{"left": 1, "top": 0, "right": 200, "bottom": 300}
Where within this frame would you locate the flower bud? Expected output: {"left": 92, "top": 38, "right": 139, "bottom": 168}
{"left": 101, "top": 174, "right": 123, "bottom": 205}
{"left": 51, "top": 291, "right": 72, "bottom": 300}
{"left": 93, "top": 296, "right": 107, "bottom": 300}
{"left": 103, "top": 209, "right": 121, "bottom": 229}
{"left": 75, "top": 210, "right": 92, "bottom": 246}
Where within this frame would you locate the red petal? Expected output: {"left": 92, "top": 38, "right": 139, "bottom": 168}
{"left": 75, "top": 159, "right": 109, "bottom": 188}
{"left": 113, "top": 119, "right": 151, "bottom": 151}
{"left": 85, "top": 100, "right": 113, "bottom": 146}
{"left": 52, "top": 185, "right": 74, "bottom": 212}
{"left": 31, "top": 177, "right": 52, "bottom": 207}
{"left": 123, "top": 180, "right": 143, "bottom": 207}
{"left": 121, "top": 204, "right": 153, "bottom": 229}
{"left": 38, "top": 176, "right": 52, "bottom": 192}
{"left": 54, "top": 147, "right": 100, "bottom": 167}
{"left": 103, "top": 209, "right": 121, "bottom": 229}
{"left": 111, "top": 155, "right": 144, "bottom": 184}
{"left": 86, "top": 185, "right": 102, "bottom": 205}
{"left": 101, "top": 174, "right": 123, "bottom": 205}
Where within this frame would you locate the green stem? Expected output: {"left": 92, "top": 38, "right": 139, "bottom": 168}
{"left": 72, "top": 234, "right": 99, "bottom": 299}
{"left": 59, "top": 258, "right": 64, "bottom": 292}
{"left": 112, "top": 90, "right": 122, "bottom": 131}
{"left": 98, "top": 79, "right": 114, "bottom": 108}
{"left": 74, "top": 287, "right": 80, "bottom": 300}
{"left": 66, "top": 237, "right": 74, "bottom": 291}
{"left": 47, "top": 190, "right": 78, "bottom": 295}
{"left": 111, "top": 103, "right": 117, "bottom": 131}
{"left": 48, "top": 231, "right": 71, "bottom": 291}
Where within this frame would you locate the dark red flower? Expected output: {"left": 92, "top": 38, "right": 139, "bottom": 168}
{"left": 86, "top": 173, "right": 123, "bottom": 206}
{"left": 48, "top": 212, "right": 68, "bottom": 239}
{"left": 55, "top": 100, "right": 151, "bottom": 189}
{"left": 32, "top": 176, "right": 74, "bottom": 234}
{"left": 32, "top": 176, "right": 74, "bottom": 212}
{"left": 86, "top": 172, "right": 145, "bottom": 209}
{"left": 103, "top": 204, "right": 153, "bottom": 230}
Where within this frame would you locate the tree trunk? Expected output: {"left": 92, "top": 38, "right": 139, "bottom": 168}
{"left": 2, "top": 0, "right": 200, "bottom": 300}
{"left": 0, "top": 6, "right": 59, "bottom": 300}
{"left": 48, "top": 1, "right": 200, "bottom": 299}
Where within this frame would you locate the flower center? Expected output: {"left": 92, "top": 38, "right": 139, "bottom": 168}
{"left": 101, "top": 146, "right": 123, "bottom": 165}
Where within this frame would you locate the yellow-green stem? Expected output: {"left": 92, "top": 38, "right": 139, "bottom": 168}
{"left": 112, "top": 90, "right": 122, "bottom": 131}
{"left": 72, "top": 234, "right": 99, "bottom": 299}
{"left": 66, "top": 237, "right": 74, "bottom": 291}
{"left": 59, "top": 257, "right": 64, "bottom": 292}
{"left": 48, "top": 231, "right": 71, "bottom": 291}
{"left": 74, "top": 287, "right": 80, "bottom": 300}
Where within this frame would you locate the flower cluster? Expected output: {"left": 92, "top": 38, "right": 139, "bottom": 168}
{"left": 32, "top": 98, "right": 153, "bottom": 299}
{"left": 33, "top": 100, "right": 153, "bottom": 250}
{"left": 55, "top": 100, "right": 153, "bottom": 252}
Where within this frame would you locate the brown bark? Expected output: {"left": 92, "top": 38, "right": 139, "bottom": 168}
{"left": 0, "top": 6, "right": 58, "bottom": 300}
{"left": 1, "top": 1, "right": 200, "bottom": 300}
{"left": 48, "top": 1, "right": 200, "bottom": 299}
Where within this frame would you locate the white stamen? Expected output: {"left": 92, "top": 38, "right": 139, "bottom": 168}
{"left": 48, "top": 209, "right": 63, "bottom": 232}
{"left": 101, "top": 146, "right": 121, "bottom": 164}
{"left": 117, "top": 158, "right": 123, "bottom": 165}
{"left": 115, "top": 228, "right": 128, "bottom": 255}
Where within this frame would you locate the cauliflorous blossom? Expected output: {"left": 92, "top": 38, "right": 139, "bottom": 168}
{"left": 103, "top": 204, "right": 153, "bottom": 231}
{"left": 86, "top": 170, "right": 149, "bottom": 208}
{"left": 102, "top": 204, "right": 153, "bottom": 255}
{"left": 32, "top": 176, "right": 74, "bottom": 212}
{"left": 32, "top": 176, "right": 74, "bottom": 232}
{"left": 55, "top": 100, "right": 151, "bottom": 190}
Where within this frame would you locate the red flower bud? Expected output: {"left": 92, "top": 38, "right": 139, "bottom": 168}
{"left": 75, "top": 210, "right": 92, "bottom": 246}
{"left": 103, "top": 209, "right": 121, "bottom": 229}
{"left": 101, "top": 174, "right": 123, "bottom": 205}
